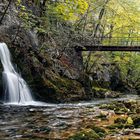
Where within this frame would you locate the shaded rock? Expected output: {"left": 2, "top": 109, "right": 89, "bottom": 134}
{"left": 131, "top": 115, "right": 140, "bottom": 128}
{"left": 33, "top": 127, "right": 51, "bottom": 133}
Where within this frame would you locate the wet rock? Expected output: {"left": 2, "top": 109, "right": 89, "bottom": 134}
{"left": 68, "top": 129, "right": 101, "bottom": 140}
{"left": 114, "top": 107, "right": 129, "bottom": 114}
{"left": 113, "top": 117, "right": 134, "bottom": 129}
{"left": 105, "top": 91, "right": 121, "bottom": 98}
{"left": 90, "top": 126, "right": 106, "bottom": 137}
{"left": 93, "top": 87, "right": 121, "bottom": 98}
{"left": 114, "top": 118, "right": 126, "bottom": 124}
{"left": 131, "top": 115, "right": 140, "bottom": 128}
{"left": 133, "top": 129, "right": 140, "bottom": 135}
{"left": 124, "top": 124, "right": 134, "bottom": 129}
{"left": 123, "top": 100, "right": 138, "bottom": 114}
{"left": 124, "top": 129, "right": 140, "bottom": 135}
{"left": 34, "top": 127, "right": 51, "bottom": 133}
{"left": 96, "top": 113, "right": 107, "bottom": 120}
{"left": 100, "top": 102, "right": 130, "bottom": 114}
{"left": 99, "top": 101, "right": 130, "bottom": 114}
{"left": 99, "top": 103, "right": 116, "bottom": 110}
{"left": 106, "top": 124, "right": 124, "bottom": 130}
{"left": 123, "top": 100, "right": 137, "bottom": 108}
{"left": 21, "top": 134, "right": 36, "bottom": 139}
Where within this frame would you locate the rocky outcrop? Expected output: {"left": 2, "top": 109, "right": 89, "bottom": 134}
{"left": 0, "top": 1, "right": 87, "bottom": 103}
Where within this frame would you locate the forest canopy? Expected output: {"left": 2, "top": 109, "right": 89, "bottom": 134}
{"left": 44, "top": 0, "right": 140, "bottom": 39}
{"left": 14, "top": 0, "right": 140, "bottom": 92}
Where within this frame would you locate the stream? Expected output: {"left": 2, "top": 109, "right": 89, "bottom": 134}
{"left": 0, "top": 94, "right": 139, "bottom": 140}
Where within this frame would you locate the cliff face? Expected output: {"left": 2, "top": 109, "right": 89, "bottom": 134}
{"left": 0, "top": 1, "right": 88, "bottom": 103}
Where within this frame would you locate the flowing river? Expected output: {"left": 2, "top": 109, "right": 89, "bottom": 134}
{"left": 0, "top": 94, "right": 139, "bottom": 140}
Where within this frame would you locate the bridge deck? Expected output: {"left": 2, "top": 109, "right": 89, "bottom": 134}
{"left": 75, "top": 45, "right": 140, "bottom": 51}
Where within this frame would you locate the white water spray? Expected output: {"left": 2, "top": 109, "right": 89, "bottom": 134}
{"left": 0, "top": 43, "right": 34, "bottom": 104}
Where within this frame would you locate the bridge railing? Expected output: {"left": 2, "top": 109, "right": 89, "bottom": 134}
{"left": 84, "top": 37, "right": 140, "bottom": 46}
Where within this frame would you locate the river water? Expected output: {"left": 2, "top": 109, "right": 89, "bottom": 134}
{"left": 0, "top": 94, "right": 139, "bottom": 140}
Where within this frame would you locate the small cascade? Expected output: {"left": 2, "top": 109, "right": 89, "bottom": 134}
{"left": 0, "top": 43, "right": 34, "bottom": 104}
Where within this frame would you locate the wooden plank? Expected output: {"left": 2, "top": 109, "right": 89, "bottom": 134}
{"left": 75, "top": 45, "right": 140, "bottom": 51}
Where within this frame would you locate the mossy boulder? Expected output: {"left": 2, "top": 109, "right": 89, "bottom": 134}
{"left": 93, "top": 87, "right": 121, "bottom": 98}
{"left": 99, "top": 103, "right": 116, "bottom": 110}
{"left": 99, "top": 101, "right": 130, "bottom": 114}
{"left": 114, "top": 107, "right": 129, "bottom": 114}
{"left": 113, "top": 117, "right": 134, "bottom": 129}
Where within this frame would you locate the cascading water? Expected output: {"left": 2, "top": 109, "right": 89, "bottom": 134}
{"left": 0, "top": 42, "right": 34, "bottom": 104}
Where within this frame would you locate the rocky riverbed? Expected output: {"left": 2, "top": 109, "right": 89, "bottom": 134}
{"left": 0, "top": 94, "right": 140, "bottom": 140}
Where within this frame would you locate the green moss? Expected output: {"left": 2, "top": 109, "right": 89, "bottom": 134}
{"left": 92, "top": 87, "right": 108, "bottom": 92}
{"left": 99, "top": 101, "right": 129, "bottom": 114}
{"left": 108, "top": 129, "right": 119, "bottom": 134}
{"left": 47, "top": 72, "right": 82, "bottom": 93}
{"left": 106, "top": 122, "right": 134, "bottom": 130}
{"left": 114, "top": 107, "right": 129, "bottom": 114}
{"left": 91, "top": 126, "right": 106, "bottom": 137}
{"left": 99, "top": 103, "right": 116, "bottom": 110}
{"left": 96, "top": 113, "right": 107, "bottom": 120}
{"left": 106, "top": 124, "right": 124, "bottom": 129}
{"left": 114, "top": 118, "right": 126, "bottom": 124}
{"left": 124, "top": 124, "right": 134, "bottom": 129}
{"left": 68, "top": 129, "right": 101, "bottom": 140}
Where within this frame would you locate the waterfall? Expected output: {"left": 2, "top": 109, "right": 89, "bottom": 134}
{"left": 0, "top": 43, "right": 34, "bottom": 104}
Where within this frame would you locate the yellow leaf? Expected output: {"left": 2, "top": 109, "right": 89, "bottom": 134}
{"left": 127, "top": 117, "right": 133, "bottom": 125}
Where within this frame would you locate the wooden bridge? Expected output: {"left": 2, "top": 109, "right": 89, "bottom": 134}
{"left": 75, "top": 37, "right": 140, "bottom": 51}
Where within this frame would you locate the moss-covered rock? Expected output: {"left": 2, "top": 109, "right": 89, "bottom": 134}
{"left": 106, "top": 124, "right": 124, "bottom": 130}
{"left": 114, "top": 118, "right": 126, "bottom": 124}
{"left": 96, "top": 113, "right": 107, "bottom": 120}
{"left": 92, "top": 87, "right": 121, "bottom": 98}
{"left": 91, "top": 126, "right": 106, "bottom": 137}
{"left": 68, "top": 129, "right": 101, "bottom": 140}
{"left": 131, "top": 115, "right": 140, "bottom": 128}
{"left": 99, "top": 103, "right": 117, "bottom": 110}
{"left": 99, "top": 101, "right": 131, "bottom": 114}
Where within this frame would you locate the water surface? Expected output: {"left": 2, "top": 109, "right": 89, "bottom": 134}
{"left": 0, "top": 94, "right": 139, "bottom": 140}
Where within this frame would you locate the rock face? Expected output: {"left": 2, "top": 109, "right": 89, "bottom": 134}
{"left": 0, "top": 1, "right": 87, "bottom": 103}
